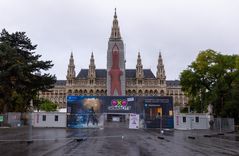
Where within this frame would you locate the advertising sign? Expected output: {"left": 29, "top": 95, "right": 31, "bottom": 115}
{"left": 67, "top": 96, "right": 103, "bottom": 128}
{"left": 129, "top": 113, "right": 139, "bottom": 129}
{"left": 108, "top": 99, "right": 130, "bottom": 111}
{"left": 103, "top": 96, "right": 135, "bottom": 113}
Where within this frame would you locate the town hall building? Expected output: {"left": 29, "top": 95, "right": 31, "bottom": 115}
{"left": 39, "top": 9, "right": 188, "bottom": 109}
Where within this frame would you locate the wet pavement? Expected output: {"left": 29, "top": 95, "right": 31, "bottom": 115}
{"left": 0, "top": 123, "right": 239, "bottom": 156}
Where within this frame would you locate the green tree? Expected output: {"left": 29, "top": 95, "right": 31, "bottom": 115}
{"left": 39, "top": 99, "right": 57, "bottom": 112}
{"left": 180, "top": 49, "right": 239, "bottom": 121}
{"left": 0, "top": 29, "right": 56, "bottom": 112}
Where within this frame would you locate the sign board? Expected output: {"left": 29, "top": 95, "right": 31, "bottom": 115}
{"left": 0, "top": 116, "right": 3, "bottom": 122}
{"left": 108, "top": 98, "right": 131, "bottom": 111}
{"left": 129, "top": 113, "right": 139, "bottom": 129}
{"left": 112, "top": 117, "right": 120, "bottom": 122}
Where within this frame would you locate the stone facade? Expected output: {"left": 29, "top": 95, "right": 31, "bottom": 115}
{"left": 39, "top": 9, "right": 188, "bottom": 108}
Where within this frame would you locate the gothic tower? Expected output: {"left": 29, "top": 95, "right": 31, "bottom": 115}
{"left": 107, "top": 8, "right": 126, "bottom": 96}
{"left": 88, "top": 52, "right": 96, "bottom": 85}
{"left": 66, "top": 52, "right": 76, "bottom": 86}
{"left": 136, "top": 52, "right": 144, "bottom": 85}
{"left": 156, "top": 52, "right": 166, "bottom": 95}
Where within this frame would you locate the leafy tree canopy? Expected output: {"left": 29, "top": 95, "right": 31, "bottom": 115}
{"left": 39, "top": 99, "right": 57, "bottom": 112}
{"left": 180, "top": 49, "right": 239, "bottom": 122}
{"left": 0, "top": 29, "right": 56, "bottom": 112}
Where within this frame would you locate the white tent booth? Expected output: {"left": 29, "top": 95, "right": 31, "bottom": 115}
{"left": 174, "top": 113, "right": 211, "bottom": 130}
{"left": 32, "top": 112, "right": 66, "bottom": 127}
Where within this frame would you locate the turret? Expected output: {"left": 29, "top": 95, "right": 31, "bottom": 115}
{"left": 66, "top": 52, "right": 76, "bottom": 86}
{"left": 156, "top": 52, "right": 166, "bottom": 85}
{"left": 136, "top": 52, "right": 144, "bottom": 85}
{"left": 88, "top": 52, "right": 96, "bottom": 85}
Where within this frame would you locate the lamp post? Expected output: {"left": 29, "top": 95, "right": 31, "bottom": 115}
{"left": 27, "top": 99, "right": 33, "bottom": 144}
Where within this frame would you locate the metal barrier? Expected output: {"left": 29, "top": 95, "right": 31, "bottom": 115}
{"left": 213, "top": 118, "right": 235, "bottom": 132}
{"left": 0, "top": 114, "right": 7, "bottom": 127}
{"left": 0, "top": 113, "right": 29, "bottom": 127}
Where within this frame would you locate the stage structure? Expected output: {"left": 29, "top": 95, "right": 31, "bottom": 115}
{"left": 67, "top": 96, "right": 174, "bottom": 128}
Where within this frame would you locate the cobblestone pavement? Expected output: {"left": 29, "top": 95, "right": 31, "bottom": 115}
{"left": 0, "top": 123, "right": 239, "bottom": 156}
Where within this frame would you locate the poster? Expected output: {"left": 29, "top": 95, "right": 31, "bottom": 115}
{"left": 129, "top": 113, "right": 139, "bottom": 129}
{"left": 67, "top": 96, "right": 103, "bottom": 128}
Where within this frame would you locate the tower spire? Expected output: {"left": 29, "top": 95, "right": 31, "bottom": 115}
{"left": 114, "top": 8, "right": 117, "bottom": 18}
{"left": 110, "top": 8, "right": 121, "bottom": 40}
{"left": 66, "top": 51, "right": 75, "bottom": 86}
{"left": 156, "top": 51, "right": 166, "bottom": 85}
{"left": 136, "top": 51, "right": 144, "bottom": 83}
{"left": 88, "top": 52, "right": 96, "bottom": 85}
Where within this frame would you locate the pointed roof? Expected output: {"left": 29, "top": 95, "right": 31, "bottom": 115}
{"left": 157, "top": 51, "right": 163, "bottom": 66}
{"left": 89, "top": 52, "right": 95, "bottom": 67}
{"left": 91, "top": 52, "right": 94, "bottom": 59}
{"left": 110, "top": 8, "right": 121, "bottom": 40}
{"left": 137, "top": 51, "right": 143, "bottom": 67}
{"left": 68, "top": 51, "right": 75, "bottom": 66}
{"left": 159, "top": 51, "right": 162, "bottom": 58}
{"left": 138, "top": 51, "right": 141, "bottom": 58}
{"left": 156, "top": 51, "right": 166, "bottom": 79}
{"left": 67, "top": 51, "right": 76, "bottom": 79}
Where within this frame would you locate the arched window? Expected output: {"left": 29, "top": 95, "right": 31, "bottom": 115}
{"left": 74, "top": 89, "right": 78, "bottom": 96}
{"left": 89, "top": 90, "right": 94, "bottom": 96}
{"left": 128, "top": 90, "right": 132, "bottom": 96}
{"left": 138, "top": 90, "right": 143, "bottom": 96}
{"left": 154, "top": 90, "right": 158, "bottom": 96}
{"left": 100, "top": 90, "right": 104, "bottom": 96}
{"left": 79, "top": 90, "right": 83, "bottom": 95}
{"left": 96, "top": 90, "right": 100, "bottom": 96}
{"left": 68, "top": 90, "right": 72, "bottom": 96}
{"left": 149, "top": 90, "right": 154, "bottom": 96}
{"left": 84, "top": 89, "right": 87, "bottom": 96}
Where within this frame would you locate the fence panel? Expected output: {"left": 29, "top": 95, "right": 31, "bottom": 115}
{"left": 214, "top": 118, "right": 235, "bottom": 132}
{"left": 0, "top": 113, "right": 8, "bottom": 127}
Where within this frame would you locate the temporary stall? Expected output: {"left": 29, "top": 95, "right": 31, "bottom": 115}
{"left": 174, "top": 113, "right": 210, "bottom": 130}
{"left": 67, "top": 96, "right": 174, "bottom": 129}
{"left": 32, "top": 112, "right": 66, "bottom": 127}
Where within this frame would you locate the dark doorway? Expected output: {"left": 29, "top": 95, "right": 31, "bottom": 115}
{"left": 107, "top": 114, "right": 126, "bottom": 122}
{"left": 144, "top": 106, "right": 162, "bottom": 128}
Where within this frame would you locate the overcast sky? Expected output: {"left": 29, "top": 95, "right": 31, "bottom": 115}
{"left": 1, "top": 0, "right": 239, "bottom": 80}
